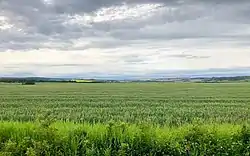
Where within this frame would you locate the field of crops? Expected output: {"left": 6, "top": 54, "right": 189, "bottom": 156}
{"left": 0, "top": 82, "right": 250, "bottom": 155}
{"left": 0, "top": 82, "right": 250, "bottom": 125}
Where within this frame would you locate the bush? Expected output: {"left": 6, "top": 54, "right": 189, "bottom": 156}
{"left": 22, "top": 81, "right": 36, "bottom": 85}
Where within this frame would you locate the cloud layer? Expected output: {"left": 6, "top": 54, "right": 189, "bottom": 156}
{"left": 0, "top": 0, "right": 250, "bottom": 77}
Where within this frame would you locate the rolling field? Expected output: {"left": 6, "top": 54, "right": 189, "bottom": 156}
{"left": 0, "top": 82, "right": 250, "bottom": 125}
{"left": 0, "top": 82, "right": 250, "bottom": 155}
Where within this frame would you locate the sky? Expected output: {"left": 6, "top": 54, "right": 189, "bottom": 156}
{"left": 0, "top": 0, "right": 250, "bottom": 78}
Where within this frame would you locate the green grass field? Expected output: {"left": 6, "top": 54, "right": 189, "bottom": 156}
{"left": 0, "top": 82, "right": 250, "bottom": 155}
{"left": 1, "top": 82, "right": 250, "bottom": 125}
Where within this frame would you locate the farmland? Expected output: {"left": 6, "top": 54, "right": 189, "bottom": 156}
{"left": 1, "top": 82, "right": 250, "bottom": 125}
{"left": 0, "top": 82, "right": 250, "bottom": 155}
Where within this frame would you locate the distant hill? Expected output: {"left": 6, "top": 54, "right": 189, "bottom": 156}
{"left": 1, "top": 76, "right": 250, "bottom": 83}
{"left": 0, "top": 77, "right": 69, "bottom": 83}
{"left": 0, "top": 77, "right": 118, "bottom": 83}
{"left": 149, "top": 76, "right": 250, "bottom": 83}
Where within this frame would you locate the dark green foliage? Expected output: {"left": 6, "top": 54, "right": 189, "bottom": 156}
{"left": 22, "top": 81, "right": 35, "bottom": 85}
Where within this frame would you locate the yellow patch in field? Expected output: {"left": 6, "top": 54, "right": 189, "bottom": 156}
{"left": 74, "top": 80, "right": 94, "bottom": 83}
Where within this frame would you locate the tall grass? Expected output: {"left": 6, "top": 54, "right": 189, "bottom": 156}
{"left": 0, "top": 121, "right": 249, "bottom": 156}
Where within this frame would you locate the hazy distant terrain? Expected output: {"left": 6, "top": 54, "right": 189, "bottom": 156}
{"left": 1, "top": 75, "right": 250, "bottom": 83}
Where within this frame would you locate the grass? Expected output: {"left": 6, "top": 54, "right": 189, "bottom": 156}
{"left": 0, "top": 82, "right": 250, "bottom": 155}
{"left": 0, "top": 82, "right": 250, "bottom": 125}
{"left": 0, "top": 121, "right": 249, "bottom": 156}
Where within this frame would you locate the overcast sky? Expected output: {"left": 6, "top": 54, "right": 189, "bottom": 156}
{"left": 0, "top": 0, "right": 250, "bottom": 78}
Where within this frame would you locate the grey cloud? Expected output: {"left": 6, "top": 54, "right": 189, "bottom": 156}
{"left": 51, "top": 0, "right": 183, "bottom": 13}
{"left": 76, "top": 39, "right": 133, "bottom": 49}
{"left": 52, "top": 0, "right": 250, "bottom": 14}
{"left": 168, "top": 54, "right": 210, "bottom": 59}
{"left": 3, "top": 63, "right": 95, "bottom": 69}
{"left": 1, "top": 0, "right": 250, "bottom": 51}
{"left": 122, "top": 55, "right": 149, "bottom": 64}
